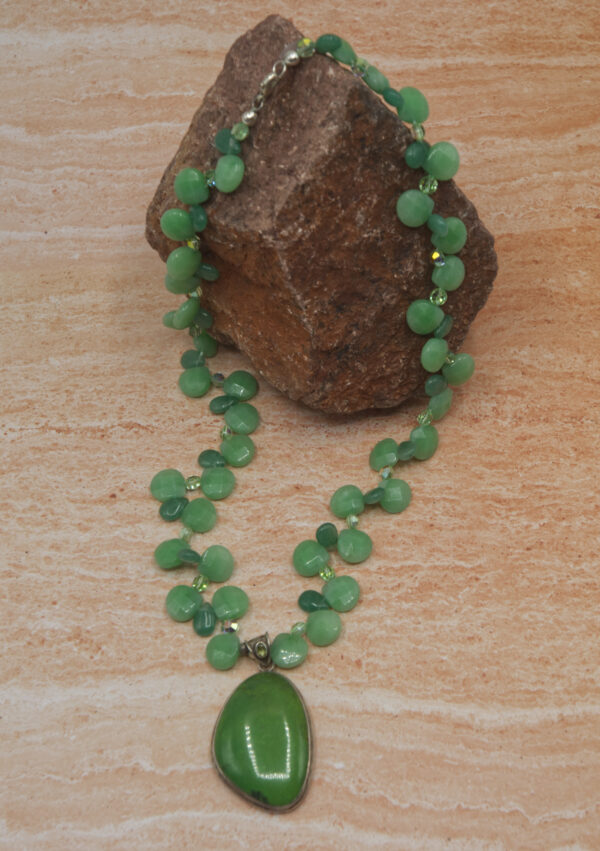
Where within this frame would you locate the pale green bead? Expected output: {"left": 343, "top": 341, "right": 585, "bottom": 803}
{"left": 174, "top": 168, "right": 210, "bottom": 205}
{"left": 364, "top": 65, "right": 389, "bottom": 93}
{"left": 178, "top": 366, "right": 212, "bottom": 397}
{"left": 211, "top": 585, "right": 249, "bottom": 620}
{"left": 369, "top": 438, "right": 398, "bottom": 471}
{"left": 172, "top": 297, "right": 199, "bottom": 330}
{"left": 330, "top": 485, "right": 365, "bottom": 519}
{"left": 165, "top": 585, "right": 202, "bottom": 622}
{"left": 396, "top": 189, "right": 434, "bottom": 227}
{"left": 323, "top": 575, "right": 360, "bottom": 612}
{"left": 409, "top": 424, "right": 439, "bottom": 460}
{"left": 220, "top": 434, "right": 255, "bottom": 467}
{"left": 432, "top": 217, "right": 467, "bottom": 254}
{"left": 201, "top": 544, "right": 234, "bottom": 583}
{"left": 428, "top": 386, "right": 453, "bottom": 420}
{"left": 293, "top": 540, "right": 330, "bottom": 577}
{"left": 150, "top": 468, "right": 186, "bottom": 502}
{"left": 423, "top": 141, "right": 460, "bottom": 181}
{"left": 214, "top": 155, "right": 245, "bottom": 193}
{"left": 397, "top": 87, "right": 429, "bottom": 124}
{"left": 206, "top": 632, "right": 240, "bottom": 670}
{"left": 432, "top": 255, "right": 465, "bottom": 291}
{"left": 224, "top": 402, "right": 260, "bottom": 435}
{"left": 336, "top": 528, "right": 372, "bottom": 564}
{"left": 331, "top": 38, "right": 357, "bottom": 65}
{"left": 160, "top": 208, "right": 195, "bottom": 242}
{"left": 181, "top": 497, "right": 217, "bottom": 533}
{"left": 271, "top": 633, "right": 309, "bottom": 669}
{"left": 406, "top": 300, "right": 445, "bottom": 335}
{"left": 166, "top": 246, "right": 202, "bottom": 281}
{"left": 380, "top": 478, "right": 412, "bottom": 513}
{"left": 154, "top": 539, "right": 185, "bottom": 570}
{"left": 305, "top": 610, "right": 342, "bottom": 646}
{"left": 442, "top": 352, "right": 475, "bottom": 385}
{"left": 420, "top": 338, "right": 449, "bottom": 372}
{"left": 200, "top": 467, "right": 235, "bottom": 500}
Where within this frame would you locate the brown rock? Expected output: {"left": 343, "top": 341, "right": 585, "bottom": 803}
{"left": 146, "top": 14, "right": 497, "bottom": 414}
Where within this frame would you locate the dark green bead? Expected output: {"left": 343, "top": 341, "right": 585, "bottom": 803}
{"left": 150, "top": 468, "right": 187, "bottom": 502}
{"left": 409, "top": 424, "right": 439, "bottom": 460}
{"left": 198, "top": 449, "right": 226, "bottom": 468}
{"left": 164, "top": 272, "right": 199, "bottom": 294}
{"left": 189, "top": 205, "right": 208, "bottom": 233}
{"left": 428, "top": 386, "right": 453, "bottom": 420}
{"left": 442, "top": 352, "right": 475, "bottom": 385}
{"left": 192, "top": 331, "right": 218, "bottom": 357}
{"left": 177, "top": 547, "right": 203, "bottom": 564}
{"left": 180, "top": 349, "right": 205, "bottom": 369}
{"left": 364, "top": 65, "right": 389, "bottom": 94}
{"left": 293, "top": 540, "right": 330, "bottom": 577}
{"left": 178, "top": 365, "right": 212, "bottom": 397}
{"left": 432, "top": 256, "right": 465, "bottom": 292}
{"left": 194, "top": 307, "right": 213, "bottom": 329}
{"left": 424, "top": 141, "right": 460, "bottom": 181}
{"left": 174, "top": 168, "right": 209, "bottom": 205}
{"left": 369, "top": 438, "right": 398, "bottom": 472}
{"left": 382, "top": 87, "right": 404, "bottom": 108}
{"left": 197, "top": 262, "right": 220, "bottom": 281}
{"left": 427, "top": 213, "right": 448, "bottom": 236}
{"left": 404, "top": 141, "right": 430, "bottom": 169}
{"left": 396, "top": 440, "right": 416, "bottom": 461}
{"left": 193, "top": 601, "right": 216, "bottom": 636}
{"left": 162, "top": 310, "right": 176, "bottom": 328}
{"left": 425, "top": 374, "right": 448, "bottom": 397}
{"left": 363, "top": 486, "right": 384, "bottom": 505}
{"left": 209, "top": 395, "right": 238, "bottom": 414}
{"left": 315, "top": 33, "right": 342, "bottom": 54}
{"left": 154, "top": 539, "right": 186, "bottom": 570}
{"left": 220, "top": 434, "right": 255, "bottom": 467}
{"left": 380, "top": 478, "right": 412, "bottom": 514}
{"left": 214, "top": 128, "right": 242, "bottom": 155}
{"left": 337, "top": 528, "right": 372, "bottom": 564}
{"left": 166, "top": 246, "right": 202, "bottom": 281}
{"left": 397, "top": 87, "right": 429, "bottom": 124}
{"left": 432, "top": 217, "right": 467, "bottom": 254}
{"left": 159, "top": 497, "right": 188, "bottom": 521}
{"left": 200, "top": 466, "right": 235, "bottom": 500}
{"left": 224, "top": 402, "right": 260, "bottom": 435}
{"left": 172, "top": 297, "right": 199, "bottom": 330}
{"left": 298, "top": 590, "right": 330, "bottom": 613}
{"left": 165, "top": 585, "right": 202, "bottom": 622}
{"left": 329, "top": 484, "right": 364, "bottom": 519}
{"left": 433, "top": 315, "right": 453, "bottom": 338}
{"left": 316, "top": 522, "right": 338, "bottom": 549}
{"left": 330, "top": 38, "right": 357, "bottom": 65}
{"left": 222, "top": 370, "right": 258, "bottom": 401}
{"left": 181, "top": 497, "right": 217, "bottom": 533}
{"left": 160, "top": 208, "right": 195, "bottom": 242}
{"left": 421, "top": 338, "right": 449, "bottom": 372}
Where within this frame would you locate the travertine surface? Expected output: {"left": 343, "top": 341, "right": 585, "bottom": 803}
{"left": 1, "top": 2, "right": 599, "bottom": 849}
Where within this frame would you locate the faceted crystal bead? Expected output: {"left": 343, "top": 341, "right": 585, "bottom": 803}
{"left": 380, "top": 466, "right": 393, "bottom": 479}
{"left": 431, "top": 249, "right": 446, "bottom": 267}
{"left": 419, "top": 175, "right": 439, "bottom": 195}
{"left": 232, "top": 122, "right": 250, "bottom": 141}
{"left": 185, "top": 475, "right": 203, "bottom": 491}
{"left": 350, "top": 57, "right": 369, "bottom": 77}
{"left": 291, "top": 621, "right": 306, "bottom": 636}
{"left": 417, "top": 409, "right": 433, "bottom": 426}
{"left": 192, "top": 574, "right": 210, "bottom": 592}
{"left": 205, "top": 168, "right": 216, "bottom": 188}
{"left": 411, "top": 123, "right": 425, "bottom": 141}
{"left": 296, "top": 37, "right": 316, "bottom": 57}
{"left": 221, "top": 620, "right": 239, "bottom": 633}
{"left": 179, "top": 526, "right": 194, "bottom": 542}
{"left": 319, "top": 564, "right": 336, "bottom": 582}
{"left": 430, "top": 287, "right": 448, "bottom": 306}
{"left": 346, "top": 514, "right": 359, "bottom": 528}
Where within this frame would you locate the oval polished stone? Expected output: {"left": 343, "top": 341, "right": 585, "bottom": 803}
{"left": 336, "top": 528, "right": 372, "bottom": 564}
{"left": 211, "top": 585, "right": 249, "bottom": 620}
{"left": 206, "top": 632, "right": 240, "bottom": 670}
{"left": 323, "top": 575, "right": 360, "bottom": 612}
{"left": 200, "top": 467, "right": 235, "bottom": 500}
{"left": 215, "top": 154, "right": 245, "bottom": 193}
{"left": 329, "top": 484, "right": 365, "bottom": 519}
{"left": 165, "top": 585, "right": 202, "bottom": 622}
{"left": 270, "top": 633, "right": 309, "bottom": 669}
{"left": 380, "top": 478, "right": 412, "bottom": 514}
{"left": 181, "top": 497, "right": 217, "bottom": 532}
{"left": 201, "top": 544, "right": 234, "bottom": 583}
{"left": 220, "top": 434, "right": 255, "bottom": 467}
{"left": 292, "top": 540, "right": 330, "bottom": 577}
{"left": 213, "top": 671, "right": 310, "bottom": 810}
{"left": 150, "top": 468, "right": 186, "bottom": 502}
{"left": 305, "top": 609, "right": 342, "bottom": 646}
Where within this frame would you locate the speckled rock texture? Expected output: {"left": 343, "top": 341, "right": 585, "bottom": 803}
{"left": 146, "top": 14, "right": 497, "bottom": 414}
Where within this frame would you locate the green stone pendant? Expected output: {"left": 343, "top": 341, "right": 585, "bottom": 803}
{"left": 211, "top": 637, "right": 311, "bottom": 811}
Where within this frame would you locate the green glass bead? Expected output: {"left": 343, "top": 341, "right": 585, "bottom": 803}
{"left": 316, "top": 522, "right": 338, "bottom": 549}
{"left": 220, "top": 434, "right": 255, "bottom": 467}
{"left": 296, "top": 37, "right": 315, "bottom": 58}
{"left": 222, "top": 370, "right": 258, "bottom": 401}
{"left": 337, "top": 528, "right": 372, "bottom": 564}
{"left": 197, "top": 262, "right": 220, "bottom": 281}
{"left": 292, "top": 540, "right": 330, "bottom": 577}
{"left": 206, "top": 632, "right": 240, "bottom": 670}
{"left": 214, "top": 128, "right": 242, "bottom": 156}
{"left": 164, "top": 272, "right": 199, "bottom": 294}
{"left": 432, "top": 255, "right": 465, "bottom": 292}
{"left": 323, "top": 575, "right": 360, "bottom": 612}
{"left": 180, "top": 349, "right": 205, "bottom": 369}
{"left": 193, "top": 601, "right": 216, "bottom": 636}
{"left": 198, "top": 449, "right": 226, "bottom": 468}
{"left": 211, "top": 585, "right": 249, "bottom": 621}
{"left": 298, "top": 589, "right": 330, "bottom": 612}
{"left": 421, "top": 338, "right": 449, "bottom": 372}
{"left": 231, "top": 121, "right": 250, "bottom": 141}
{"left": 404, "top": 140, "right": 430, "bottom": 169}
{"left": 154, "top": 539, "right": 186, "bottom": 570}
{"left": 396, "top": 189, "right": 434, "bottom": 227}
{"left": 442, "top": 352, "right": 475, "bottom": 385}
{"left": 174, "top": 168, "right": 210, "bottom": 205}
{"left": 330, "top": 38, "right": 356, "bottom": 65}
{"left": 315, "top": 33, "right": 342, "bottom": 54}
{"left": 214, "top": 154, "right": 245, "bottom": 194}
{"left": 178, "top": 365, "right": 212, "bottom": 397}
{"left": 224, "top": 402, "right": 260, "bottom": 435}
{"left": 425, "top": 374, "right": 448, "bottom": 396}
{"left": 380, "top": 478, "right": 412, "bottom": 514}
{"left": 209, "top": 395, "right": 237, "bottom": 414}
{"left": 329, "top": 484, "right": 365, "bottom": 519}
{"left": 199, "top": 545, "right": 234, "bottom": 583}
{"left": 382, "top": 87, "right": 404, "bottom": 108}
{"left": 159, "top": 496, "right": 188, "bottom": 521}
{"left": 432, "top": 217, "right": 467, "bottom": 254}
{"left": 363, "top": 486, "right": 384, "bottom": 505}
{"left": 397, "top": 87, "right": 429, "bottom": 124}
{"left": 406, "top": 300, "right": 445, "bottom": 335}
{"left": 369, "top": 438, "right": 398, "bottom": 472}
{"left": 172, "top": 297, "right": 199, "bottom": 330}
{"left": 200, "top": 466, "right": 235, "bottom": 500}
{"left": 177, "top": 547, "right": 202, "bottom": 564}
{"left": 165, "top": 585, "right": 202, "bottom": 622}
{"left": 427, "top": 213, "right": 448, "bottom": 236}
{"left": 364, "top": 65, "right": 389, "bottom": 94}
{"left": 305, "top": 609, "right": 342, "bottom": 647}
{"left": 424, "top": 141, "right": 460, "bottom": 181}
{"left": 160, "top": 208, "right": 195, "bottom": 242}
{"left": 192, "top": 331, "right": 218, "bottom": 357}
{"left": 189, "top": 205, "right": 208, "bottom": 233}
{"left": 150, "top": 468, "right": 186, "bottom": 502}
{"left": 409, "top": 424, "right": 439, "bottom": 460}
{"left": 166, "top": 246, "right": 202, "bottom": 281}
{"left": 162, "top": 310, "right": 176, "bottom": 328}
{"left": 271, "top": 633, "right": 309, "bottom": 669}
{"left": 396, "top": 440, "right": 416, "bottom": 461}
{"left": 181, "top": 497, "right": 217, "bottom": 533}
{"left": 434, "top": 315, "right": 453, "bottom": 339}
{"left": 428, "top": 386, "right": 454, "bottom": 420}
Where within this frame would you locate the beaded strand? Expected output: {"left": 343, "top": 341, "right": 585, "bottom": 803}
{"left": 150, "top": 33, "right": 475, "bottom": 672}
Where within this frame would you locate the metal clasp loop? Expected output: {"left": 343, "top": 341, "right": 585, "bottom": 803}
{"left": 241, "top": 633, "right": 273, "bottom": 671}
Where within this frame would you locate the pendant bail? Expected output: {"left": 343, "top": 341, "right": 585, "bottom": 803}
{"left": 241, "top": 633, "right": 273, "bottom": 671}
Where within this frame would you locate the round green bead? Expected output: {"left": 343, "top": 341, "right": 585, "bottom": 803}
{"left": 428, "top": 386, "right": 453, "bottom": 420}
{"left": 305, "top": 609, "right": 342, "bottom": 646}
{"left": 364, "top": 65, "right": 389, "bottom": 94}
{"left": 406, "top": 299, "right": 445, "bottom": 335}
{"left": 222, "top": 370, "right": 258, "bottom": 401}
{"left": 323, "top": 575, "right": 360, "bottom": 612}
{"left": 298, "top": 589, "right": 330, "bottom": 613}
{"left": 178, "top": 365, "right": 212, "bottom": 397}
{"left": 404, "top": 140, "right": 430, "bottom": 169}
{"left": 396, "top": 189, "right": 434, "bottom": 227}
{"left": 160, "top": 208, "right": 195, "bottom": 242}
{"left": 224, "top": 402, "right": 260, "bottom": 435}
{"left": 154, "top": 539, "right": 186, "bottom": 570}
{"left": 172, "top": 297, "right": 199, "bottom": 330}
{"left": 271, "top": 633, "right": 308, "bottom": 669}
{"left": 206, "top": 632, "right": 240, "bottom": 670}
{"left": 193, "top": 601, "right": 216, "bottom": 636}
{"left": 165, "top": 585, "right": 202, "bottom": 622}
{"left": 211, "top": 585, "right": 249, "bottom": 620}
{"left": 316, "top": 522, "right": 338, "bottom": 548}
{"left": 432, "top": 255, "right": 465, "bottom": 291}
{"left": 220, "top": 434, "right": 255, "bottom": 467}
{"left": 200, "top": 467, "right": 235, "bottom": 500}
{"left": 315, "top": 33, "right": 342, "bottom": 54}
{"left": 397, "top": 87, "right": 429, "bottom": 124}
{"left": 432, "top": 217, "right": 467, "bottom": 254}
{"left": 166, "top": 246, "right": 202, "bottom": 281}
{"left": 174, "top": 168, "right": 209, "bottom": 205}
{"left": 337, "top": 528, "right": 372, "bottom": 564}
{"left": 198, "top": 449, "right": 226, "bottom": 468}
{"left": 329, "top": 484, "right": 365, "bottom": 519}
{"left": 159, "top": 496, "right": 188, "bottom": 521}
{"left": 293, "top": 540, "right": 330, "bottom": 577}
{"left": 421, "top": 338, "right": 449, "bottom": 372}
{"left": 164, "top": 273, "right": 199, "bottom": 295}
{"left": 181, "top": 497, "right": 217, "bottom": 533}
{"left": 214, "top": 154, "right": 245, "bottom": 194}
{"left": 192, "top": 331, "right": 218, "bottom": 358}
{"left": 180, "top": 349, "right": 205, "bottom": 369}
{"left": 424, "top": 141, "right": 460, "bottom": 181}
{"left": 369, "top": 438, "right": 398, "bottom": 471}
{"left": 425, "top": 374, "right": 448, "bottom": 397}
{"left": 443, "top": 352, "right": 475, "bottom": 386}
{"left": 380, "top": 478, "right": 412, "bottom": 514}
{"left": 201, "top": 544, "right": 234, "bottom": 583}
{"left": 150, "top": 468, "right": 186, "bottom": 502}
{"left": 330, "top": 38, "right": 357, "bottom": 65}
{"left": 409, "top": 424, "right": 439, "bottom": 460}
{"left": 189, "top": 205, "right": 208, "bottom": 233}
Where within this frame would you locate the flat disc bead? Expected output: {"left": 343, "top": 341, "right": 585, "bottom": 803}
{"left": 305, "top": 610, "right": 342, "bottom": 646}
{"left": 369, "top": 438, "right": 398, "bottom": 471}
{"left": 150, "top": 468, "right": 186, "bottom": 502}
{"left": 165, "top": 585, "right": 202, "bottom": 622}
{"left": 432, "top": 255, "right": 465, "bottom": 291}
{"left": 200, "top": 467, "right": 235, "bottom": 500}
{"left": 271, "top": 633, "right": 309, "bottom": 669}
{"left": 336, "top": 528, "right": 372, "bottom": 564}
{"left": 329, "top": 485, "right": 364, "bottom": 519}
{"left": 179, "top": 366, "right": 212, "bottom": 397}
{"left": 166, "top": 246, "right": 202, "bottom": 281}
{"left": 222, "top": 370, "right": 258, "bottom": 401}
{"left": 220, "top": 434, "right": 255, "bottom": 467}
{"left": 214, "top": 155, "right": 245, "bottom": 193}
{"left": 293, "top": 540, "right": 330, "bottom": 577}
{"left": 432, "top": 217, "right": 468, "bottom": 254}
{"left": 174, "top": 168, "right": 209, "bottom": 205}
{"left": 224, "top": 402, "right": 260, "bottom": 435}
{"left": 397, "top": 86, "right": 429, "bottom": 123}
{"left": 396, "top": 190, "right": 434, "bottom": 227}
{"left": 181, "top": 497, "right": 217, "bottom": 532}
{"left": 323, "top": 575, "right": 360, "bottom": 612}
{"left": 443, "top": 352, "right": 475, "bottom": 385}
{"left": 421, "top": 338, "right": 449, "bottom": 372}
{"left": 380, "top": 478, "right": 412, "bottom": 514}
{"left": 160, "top": 208, "right": 195, "bottom": 242}
{"left": 211, "top": 585, "right": 249, "bottom": 620}
{"left": 406, "top": 300, "right": 445, "bottom": 335}
{"left": 154, "top": 539, "right": 186, "bottom": 570}
{"left": 206, "top": 632, "right": 240, "bottom": 670}
{"left": 409, "top": 424, "right": 439, "bottom": 460}
{"left": 201, "top": 544, "right": 235, "bottom": 582}
{"left": 423, "top": 141, "right": 460, "bottom": 181}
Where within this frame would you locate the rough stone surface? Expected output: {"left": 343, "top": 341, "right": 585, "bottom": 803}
{"left": 146, "top": 14, "right": 498, "bottom": 414}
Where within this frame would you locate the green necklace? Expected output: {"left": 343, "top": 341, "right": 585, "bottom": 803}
{"left": 149, "top": 32, "right": 475, "bottom": 812}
